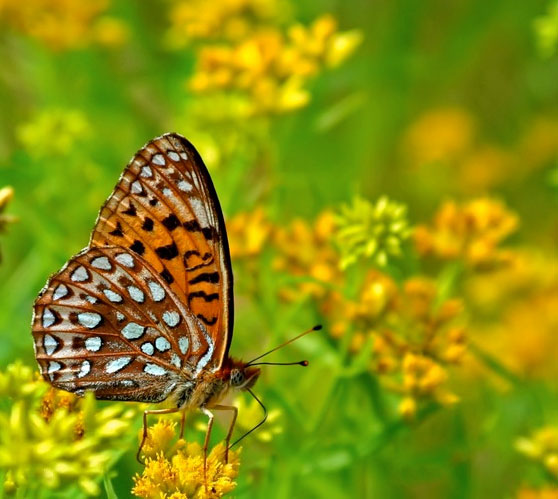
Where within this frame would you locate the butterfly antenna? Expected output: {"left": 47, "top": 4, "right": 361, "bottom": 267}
{"left": 246, "top": 325, "right": 322, "bottom": 366}
{"left": 229, "top": 388, "right": 267, "bottom": 449}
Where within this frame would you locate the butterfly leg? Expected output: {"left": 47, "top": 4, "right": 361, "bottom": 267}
{"left": 201, "top": 407, "right": 215, "bottom": 490}
{"left": 137, "top": 407, "right": 180, "bottom": 464}
{"left": 210, "top": 404, "right": 238, "bottom": 464}
{"left": 179, "top": 409, "right": 187, "bottom": 440}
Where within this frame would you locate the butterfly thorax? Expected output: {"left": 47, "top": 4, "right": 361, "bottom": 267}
{"left": 172, "top": 358, "right": 260, "bottom": 410}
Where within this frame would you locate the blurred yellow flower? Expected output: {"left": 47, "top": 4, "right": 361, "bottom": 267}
{"left": 188, "top": 15, "right": 361, "bottom": 115}
{"left": 517, "top": 488, "right": 558, "bottom": 499}
{"left": 458, "top": 145, "right": 514, "bottom": 193}
{"left": 167, "top": 0, "right": 288, "bottom": 46}
{"left": 516, "top": 425, "right": 558, "bottom": 479}
{"left": 234, "top": 394, "right": 282, "bottom": 443}
{"left": 17, "top": 108, "right": 90, "bottom": 158}
{"left": 475, "top": 278, "right": 558, "bottom": 379}
{"left": 133, "top": 419, "right": 240, "bottom": 499}
{"left": 518, "top": 117, "right": 558, "bottom": 172}
{"left": 92, "top": 16, "right": 129, "bottom": 47}
{"left": 273, "top": 211, "right": 342, "bottom": 300}
{"left": 403, "top": 107, "right": 476, "bottom": 165}
{"left": 0, "top": 362, "right": 139, "bottom": 496}
{"left": 335, "top": 195, "right": 411, "bottom": 269}
{"left": 0, "top": 0, "right": 126, "bottom": 50}
{"left": 228, "top": 207, "right": 273, "bottom": 260}
{"left": 414, "top": 197, "right": 519, "bottom": 270}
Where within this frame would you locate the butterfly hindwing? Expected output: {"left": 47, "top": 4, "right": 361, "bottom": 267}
{"left": 89, "top": 133, "right": 233, "bottom": 370}
{"left": 32, "top": 246, "right": 216, "bottom": 400}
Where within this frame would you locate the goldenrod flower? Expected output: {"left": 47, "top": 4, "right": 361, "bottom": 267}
{"left": 17, "top": 108, "right": 90, "bottom": 158}
{"left": 273, "top": 211, "right": 342, "bottom": 300}
{"left": 516, "top": 487, "right": 558, "bottom": 499}
{"left": 0, "top": 363, "right": 139, "bottom": 496}
{"left": 335, "top": 196, "right": 411, "bottom": 269}
{"left": 403, "top": 107, "right": 475, "bottom": 165}
{"left": 133, "top": 420, "right": 240, "bottom": 498}
{"left": 234, "top": 395, "right": 282, "bottom": 443}
{"left": 167, "top": 0, "right": 288, "bottom": 46}
{"left": 187, "top": 15, "right": 361, "bottom": 115}
{"left": 227, "top": 207, "right": 273, "bottom": 260}
{"left": 414, "top": 197, "right": 519, "bottom": 270}
{"left": 0, "top": 0, "right": 124, "bottom": 50}
{"left": 516, "top": 426, "right": 558, "bottom": 480}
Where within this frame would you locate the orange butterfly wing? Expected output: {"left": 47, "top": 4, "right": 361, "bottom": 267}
{"left": 89, "top": 133, "right": 234, "bottom": 369}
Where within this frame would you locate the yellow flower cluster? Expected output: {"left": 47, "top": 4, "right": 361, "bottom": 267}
{"left": 188, "top": 14, "right": 362, "bottom": 114}
{"left": 335, "top": 196, "right": 411, "bottom": 269}
{"left": 517, "top": 488, "right": 558, "bottom": 499}
{"left": 466, "top": 252, "right": 558, "bottom": 379}
{"left": 403, "top": 107, "right": 476, "bottom": 165}
{"left": 402, "top": 107, "right": 558, "bottom": 193}
{"left": 273, "top": 211, "right": 341, "bottom": 300}
{"left": 133, "top": 420, "right": 240, "bottom": 498}
{"left": 227, "top": 207, "right": 272, "bottom": 260}
{"left": 229, "top": 204, "right": 470, "bottom": 419}
{"left": 516, "top": 426, "right": 558, "bottom": 480}
{"left": 0, "top": 0, "right": 128, "bottom": 50}
{"left": 0, "top": 362, "right": 139, "bottom": 496}
{"left": 17, "top": 108, "right": 90, "bottom": 159}
{"left": 329, "top": 275, "right": 465, "bottom": 418}
{"left": 414, "top": 197, "right": 519, "bottom": 270}
{"left": 167, "top": 0, "right": 287, "bottom": 45}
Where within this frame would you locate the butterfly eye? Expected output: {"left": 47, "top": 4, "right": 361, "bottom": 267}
{"left": 230, "top": 369, "right": 245, "bottom": 387}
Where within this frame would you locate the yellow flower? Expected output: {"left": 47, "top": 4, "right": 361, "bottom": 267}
{"left": 167, "top": 0, "right": 287, "bottom": 46}
{"left": 234, "top": 394, "right": 282, "bottom": 443}
{"left": 187, "top": 15, "right": 361, "bottom": 115}
{"left": 516, "top": 426, "right": 558, "bottom": 480}
{"left": 0, "top": 0, "right": 124, "bottom": 51}
{"left": 458, "top": 145, "right": 514, "bottom": 193}
{"left": 227, "top": 207, "right": 273, "bottom": 260}
{"left": 273, "top": 211, "right": 342, "bottom": 301}
{"left": 403, "top": 107, "right": 475, "bottom": 165}
{"left": 335, "top": 196, "right": 411, "bottom": 269}
{"left": 132, "top": 436, "right": 239, "bottom": 499}
{"left": 516, "top": 487, "right": 558, "bottom": 499}
{"left": 0, "top": 362, "right": 139, "bottom": 496}
{"left": 92, "top": 16, "right": 129, "bottom": 47}
{"left": 414, "top": 197, "right": 519, "bottom": 270}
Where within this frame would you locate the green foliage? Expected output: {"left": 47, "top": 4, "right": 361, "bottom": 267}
{"left": 0, "top": 0, "right": 557, "bottom": 498}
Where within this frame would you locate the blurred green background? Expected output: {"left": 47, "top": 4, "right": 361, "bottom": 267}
{"left": 0, "top": 0, "right": 557, "bottom": 498}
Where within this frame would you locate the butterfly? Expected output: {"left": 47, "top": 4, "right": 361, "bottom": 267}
{"left": 32, "top": 133, "right": 316, "bottom": 470}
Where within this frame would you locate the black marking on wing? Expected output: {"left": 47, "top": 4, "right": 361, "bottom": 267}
{"left": 188, "top": 272, "right": 220, "bottom": 284}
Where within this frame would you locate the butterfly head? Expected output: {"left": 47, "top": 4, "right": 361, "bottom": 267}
{"left": 229, "top": 362, "right": 261, "bottom": 391}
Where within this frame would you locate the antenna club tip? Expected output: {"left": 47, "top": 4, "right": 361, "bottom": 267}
{"left": 313, "top": 325, "right": 323, "bottom": 331}
{"left": 301, "top": 360, "right": 309, "bottom": 366}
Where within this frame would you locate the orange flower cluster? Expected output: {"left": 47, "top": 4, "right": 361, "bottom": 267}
{"left": 414, "top": 197, "right": 519, "bottom": 270}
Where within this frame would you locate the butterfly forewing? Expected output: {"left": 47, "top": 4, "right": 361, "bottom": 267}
{"left": 89, "top": 134, "right": 233, "bottom": 369}
{"left": 32, "top": 246, "right": 216, "bottom": 401}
